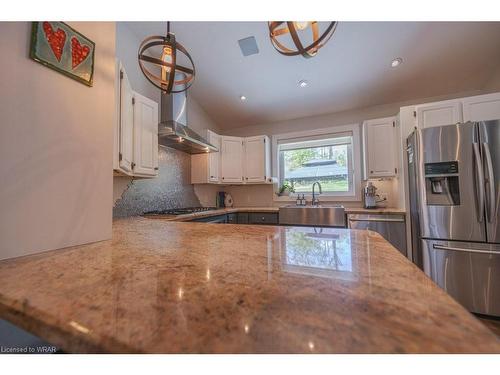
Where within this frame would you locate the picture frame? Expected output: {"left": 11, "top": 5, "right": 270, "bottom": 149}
{"left": 30, "top": 21, "right": 95, "bottom": 87}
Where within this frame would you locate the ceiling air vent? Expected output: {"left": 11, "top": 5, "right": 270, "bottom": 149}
{"left": 238, "top": 36, "right": 259, "bottom": 57}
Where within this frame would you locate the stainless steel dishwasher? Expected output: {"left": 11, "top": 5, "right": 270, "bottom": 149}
{"left": 347, "top": 214, "right": 406, "bottom": 256}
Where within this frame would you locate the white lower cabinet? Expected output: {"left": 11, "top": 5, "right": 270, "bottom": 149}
{"left": 363, "top": 116, "right": 398, "bottom": 179}
{"left": 244, "top": 136, "right": 271, "bottom": 183}
{"left": 114, "top": 62, "right": 158, "bottom": 178}
{"left": 415, "top": 99, "right": 462, "bottom": 128}
{"left": 220, "top": 136, "right": 244, "bottom": 183}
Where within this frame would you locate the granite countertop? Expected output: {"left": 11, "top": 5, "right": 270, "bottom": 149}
{"left": 343, "top": 207, "right": 406, "bottom": 215}
{"left": 144, "top": 206, "right": 405, "bottom": 222}
{"left": 144, "top": 207, "right": 280, "bottom": 221}
{"left": 0, "top": 218, "right": 497, "bottom": 353}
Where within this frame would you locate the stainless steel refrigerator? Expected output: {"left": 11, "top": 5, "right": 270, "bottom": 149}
{"left": 407, "top": 120, "right": 500, "bottom": 317}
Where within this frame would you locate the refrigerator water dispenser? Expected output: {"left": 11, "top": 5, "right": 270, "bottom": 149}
{"left": 424, "top": 161, "right": 460, "bottom": 206}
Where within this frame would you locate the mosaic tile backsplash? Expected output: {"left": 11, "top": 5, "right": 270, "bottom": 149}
{"left": 113, "top": 146, "right": 201, "bottom": 218}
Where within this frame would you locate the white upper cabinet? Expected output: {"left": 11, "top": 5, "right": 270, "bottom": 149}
{"left": 244, "top": 136, "right": 271, "bottom": 183}
{"left": 114, "top": 61, "right": 158, "bottom": 178}
{"left": 462, "top": 92, "right": 500, "bottom": 122}
{"left": 208, "top": 131, "right": 221, "bottom": 182}
{"left": 220, "top": 136, "right": 244, "bottom": 183}
{"left": 415, "top": 99, "right": 462, "bottom": 129}
{"left": 118, "top": 65, "right": 134, "bottom": 174}
{"left": 192, "top": 133, "right": 272, "bottom": 185}
{"left": 191, "top": 130, "right": 221, "bottom": 184}
{"left": 363, "top": 116, "right": 397, "bottom": 179}
{"left": 132, "top": 93, "right": 159, "bottom": 177}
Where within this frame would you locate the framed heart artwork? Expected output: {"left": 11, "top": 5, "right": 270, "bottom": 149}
{"left": 30, "top": 22, "right": 95, "bottom": 86}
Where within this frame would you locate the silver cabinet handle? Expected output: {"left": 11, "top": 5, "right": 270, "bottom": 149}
{"left": 473, "top": 142, "right": 485, "bottom": 222}
{"left": 348, "top": 218, "right": 405, "bottom": 223}
{"left": 482, "top": 142, "right": 496, "bottom": 223}
{"left": 433, "top": 244, "right": 500, "bottom": 255}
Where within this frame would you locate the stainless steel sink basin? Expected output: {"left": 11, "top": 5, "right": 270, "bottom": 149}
{"left": 279, "top": 204, "right": 346, "bottom": 227}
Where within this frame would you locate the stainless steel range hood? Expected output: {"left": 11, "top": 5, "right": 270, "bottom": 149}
{"left": 158, "top": 88, "right": 218, "bottom": 154}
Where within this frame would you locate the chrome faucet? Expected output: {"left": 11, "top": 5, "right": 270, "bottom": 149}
{"left": 312, "top": 181, "right": 322, "bottom": 206}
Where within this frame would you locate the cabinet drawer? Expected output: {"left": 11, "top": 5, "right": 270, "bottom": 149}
{"left": 237, "top": 213, "right": 249, "bottom": 224}
{"left": 248, "top": 212, "right": 279, "bottom": 225}
{"left": 190, "top": 214, "right": 227, "bottom": 223}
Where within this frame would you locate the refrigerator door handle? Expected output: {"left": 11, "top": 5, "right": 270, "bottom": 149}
{"left": 433, "top": 244, "right": 499, "bottom": 255}
{"left": 473, "top": 142, "right": 485, "bottom": 223}
{"left": 482, "top": 142, "right": 496, "bottom": 223}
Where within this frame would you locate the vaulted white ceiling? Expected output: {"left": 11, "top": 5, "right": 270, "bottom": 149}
{"left": 124, "top": 21, "right": 500, "bottom": 129}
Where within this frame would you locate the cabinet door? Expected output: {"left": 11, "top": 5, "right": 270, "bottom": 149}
{"left": 118, "top": 67, "right": 134, "bottom": 174}
{"left": 462, "top": 92, "right": 500, "bottom": 122}
{"left": 221, "top": 136, "right": 243, "bottom": 183}
{"left": 244, "top": 136, "right": 268, "bottom": 183}
{"left": 208, "top": 130, "right": 221, "bottom": 182}
{"left": 248, "top": 213, "right": 279, "bottom": 225}
{"left": 363, "top": 117, "right": 397, "bottom": 178}
{"left": 415, "top": 100, "right": 462, "bottom": 128}
{"left": 132, "top": 92, "right": 158, "bottom": 177}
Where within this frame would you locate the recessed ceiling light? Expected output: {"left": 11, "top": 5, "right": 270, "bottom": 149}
{"left": 240, "top": 95, "right": 247, "bottom": 101}
{"left": 391, "top": 58, "right": 403, "bottom": 68}
{"left": 299, "top": 80, "right": 308, "bottom": 88}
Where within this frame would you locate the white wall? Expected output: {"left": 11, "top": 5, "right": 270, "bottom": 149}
{"left": 483, "top": 66, "right": 500, "bottom": 92}
{"left": 115, "top": 22, "right": 159, "bottom": 104}
{"left": 0, "top": 22, "right": 116, "bottom": 260}
{"left": 223, "top": 89, "right": 485, "bottom": 138}
{"left": 188, "top": 96, "right": 221, "bottom": 135}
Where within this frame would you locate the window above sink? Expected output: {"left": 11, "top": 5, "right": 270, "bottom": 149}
{"left": 272, "top": 124, "right": 362, "bottom": 202}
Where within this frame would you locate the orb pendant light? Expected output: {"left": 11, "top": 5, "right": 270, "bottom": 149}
{"left": 138, "top": 22, "right": 195, "bottom": 93}
{"left": 268, "top": 21, "right": 338, "bottom": 58}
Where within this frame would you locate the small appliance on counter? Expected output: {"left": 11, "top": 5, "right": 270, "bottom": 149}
{"left": 363, "top": 182, "right": 380, "bottom": 209}
{"left": 224, "top": 193, "right": 234, "bottom": 208}
{"left": 363, "top": 182, "right": 377, "bottom": 208}
{"left": 216, "top": 191, "right": 226, "bottom": 208}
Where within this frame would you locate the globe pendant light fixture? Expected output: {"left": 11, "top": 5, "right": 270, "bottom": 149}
{"left": 268, "top": 21, "right": 338, "bottom": 58}
{"left": 138, "top": 21, "right": 195, "bottom": 93}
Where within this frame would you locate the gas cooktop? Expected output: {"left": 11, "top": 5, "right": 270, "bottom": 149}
{"left": 143, "top": 207, "right": 217, "bottom": 216}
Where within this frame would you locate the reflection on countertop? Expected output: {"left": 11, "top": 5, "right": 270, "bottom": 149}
{"left": 0, "top": 217, "right": 498, "bottom": 353}
{"left": 282, "top": 228, "right": 355, "bottom": 280}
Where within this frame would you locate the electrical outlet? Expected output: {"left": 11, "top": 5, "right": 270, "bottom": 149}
{"left": 378, "top": 192, "right": 389, "bottom": 206}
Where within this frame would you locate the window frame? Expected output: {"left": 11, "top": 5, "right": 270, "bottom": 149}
{"left": 272, "top": 124, "right": 362, "bottom": 202}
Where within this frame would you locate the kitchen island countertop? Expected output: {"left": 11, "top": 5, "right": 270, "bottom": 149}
{"left": 0, "top": 217, "right": 497, "bottom": 353}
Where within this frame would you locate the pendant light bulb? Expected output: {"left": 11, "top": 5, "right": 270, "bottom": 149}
{"left": 161, "top": 46, "right": 173, "bottom": 79}
{"left": 138, "top": 21, "right": 196, "bottom": 94}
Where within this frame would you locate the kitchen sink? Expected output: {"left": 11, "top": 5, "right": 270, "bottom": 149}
{"left": 279, "top": 204, "right": 346, "bottom": 227}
